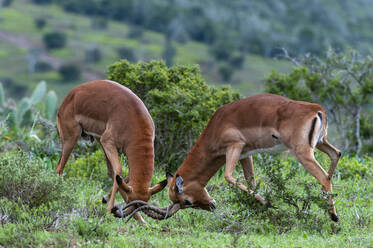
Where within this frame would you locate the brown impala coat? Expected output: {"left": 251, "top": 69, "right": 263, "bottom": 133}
{"left": 166, "top": 94, "right": 340, "bottom": 221}
{"left": 56, "top": 80, "right": 166, "bottom": 222}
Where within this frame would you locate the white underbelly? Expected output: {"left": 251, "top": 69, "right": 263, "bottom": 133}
{"left": 239, "top": 144, "right": 287, "bottom": 159}
{"left": 84, "top": 131, "right": 101, "bottom": 138}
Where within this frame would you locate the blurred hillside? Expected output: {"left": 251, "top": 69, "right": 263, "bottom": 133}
{"left": 0, "top": 0, "right": 372, "bottom": 100}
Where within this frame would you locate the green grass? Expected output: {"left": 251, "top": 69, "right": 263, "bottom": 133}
{"left": 0, "top": 147, "right": 371, "bottom": 247}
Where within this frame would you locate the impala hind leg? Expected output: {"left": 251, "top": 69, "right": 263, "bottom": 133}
{"left": 295, "top": 148, "right": 338, "bottom": 222}
{"left": 316, "top": 138, "right": 341, "bottom": 179}
{"left": 240, "top": 157, "right": 267, "bottom": 206}
{"left": 56, "top": 120, "right": 81, "bottom": 176}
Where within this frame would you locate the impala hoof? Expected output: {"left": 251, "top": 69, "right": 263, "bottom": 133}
{"left": 209, "top": 199, "right": 216, "bottom": 211}
{"left": 331, "top": 213, "right": 339, "bottom": 222}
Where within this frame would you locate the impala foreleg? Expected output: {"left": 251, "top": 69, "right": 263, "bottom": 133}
{"left": 240, "top": 157, "right": 267, "bottom": 206}
{"left": 295, "top": 149, "right": 338, "bottom": 222}
{"left": 240, "top": 156, "right": 256, "bottom": 189}
{"left": 224, "top": 143, "right": 249, "bottom": 192}
{"left": 316, "top": 138, "right": 341, "bottom": 179}
{"left": 100, "top": 136, "right": 132, "bottom": 213}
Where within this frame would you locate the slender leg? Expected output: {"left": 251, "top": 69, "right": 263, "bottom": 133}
{"left": 100, "top": 133, "right": 129, "bottom": 213}
{"left": 240, "top": 157, "right": 267, "bottom": 205}
{"left": 224, "top": 143, "right": 247, "bottom": 191}
{"left": 316, "top": 138, "right": 341, "bottom": 179}
{"left": 100, "top": 133, "right": 146, "bottom": 224}
{"left": 294, "top": 148, "right": 338, "bottom": 221}
{"left": 240, "top": 156, "right": 256, "bottom": 189}
{"left": 56, "top": 120, "right": 81, "bottom": 176}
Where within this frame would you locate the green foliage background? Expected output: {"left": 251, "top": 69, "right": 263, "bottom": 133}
{"left": 265, "top": 49, "right": 373, "bottom": 155}
{"left": 108, "top": 60, "right": 240, "bottom": 169}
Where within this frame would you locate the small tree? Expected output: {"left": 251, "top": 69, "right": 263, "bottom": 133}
{"left": 43, "top": 31, "right": 67, "bottom": 50}
{"left": 85, "top": 46, "right": 102, "bottom": 63}
{"left": 107, "top": 60, "right": 241, "bottom": 169}
{"left": 58, "top": 63, "right": 81, "bottom": 81}
{"left": 34, "top": 17, "right": 47, "bottom": 30}
{"left": 265, "top": 49, "right": 373, "bottom": 155}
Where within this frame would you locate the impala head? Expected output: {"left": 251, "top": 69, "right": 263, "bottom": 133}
{"left": 167, "top": 173, "right": 216, "bottom": 211}
{"left": 118, "top": 172, "right": 216, "bottom": 221}
{"left": 112, "top": 174, "right": 168, "bottom": 218}
{"left": 116, "top": 174, "right": 167, "bottom": 202}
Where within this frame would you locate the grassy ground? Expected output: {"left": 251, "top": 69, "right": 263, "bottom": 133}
{"left": 0, "top": 0, "right": 291, "bottom": 100}
{"left": 0, "top": 148, "right": 371, "bottom": 247}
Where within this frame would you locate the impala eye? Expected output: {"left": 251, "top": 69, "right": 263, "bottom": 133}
{"left": 184, "top": 199, "right": 192, "bottom": 206}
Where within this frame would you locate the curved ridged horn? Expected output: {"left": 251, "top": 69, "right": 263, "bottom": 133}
{"left": 127, "top": 203, "right": 181, "bottom": 222}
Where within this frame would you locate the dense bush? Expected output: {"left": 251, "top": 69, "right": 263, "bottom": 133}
{"left": 0, "top": 151, "right": 111, "bottom": 247}
{"left": 31, "top": 0, "right": 52, "bottom": 4}
{"left": 0, "top": 150, "right": 75, "bottom": 208}
{"left": 85, "top": 46, "right": 102, "bottom": 63}
{"left": 35, "top": 60, "right": 53, "bottom": 72}
{"left": 58, "top": 63, "right": 81, "bottom": 81}
{"left": 43, "top": 31, "right": 67, "bottom": 50}
{"left": 90, "top": 16, "right": 108, "bottom": 30}
{"left": 107, "top": 60, "right": 240, "bottom": 169}
{"left": 64, "top": 149, "right": 110, "bottom": 185}
{"left": 52, "top": 0, "right": 373, "bottom": 59}
{"left": 2, "top": 0, "right": 13, "bottom": 7}
{"left": 34, "top": 17, "right": 47, "bottom": 30}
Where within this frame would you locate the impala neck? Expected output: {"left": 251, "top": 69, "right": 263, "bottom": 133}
{"left": 176, "top": 133, "right": 224, "bottom": 188}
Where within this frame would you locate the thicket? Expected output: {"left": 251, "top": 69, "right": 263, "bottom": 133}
{"left": 107, "top": 60, "right": 240, "bottom": 169}
{"left": 265, "top": 49, "right": 373, "bottom": 155}
{"left": 42, "top": 31, "right": 67, "bottom": 50}
{"left": 0, "top": 150, "right": 111, "bottom": 247}
{"left": 48, "top": 0, "right": 373, "bottom": 57}
{"left": 58, "top": 63, "right": 81, "bottom": 81}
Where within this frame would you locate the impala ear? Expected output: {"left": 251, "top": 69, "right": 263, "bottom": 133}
{"left": 116, "top": 174, "right": 132, "bottom": 193}
{"left": 166, "top": 171, "right": 173, "bottom": 185}
{"left": 149, "top": 178, "right": 168, "bottom": 195}
{"left": 175, "top": 174, "right": 184, "bottom": 195}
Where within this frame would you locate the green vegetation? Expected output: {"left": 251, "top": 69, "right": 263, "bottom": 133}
{"left": 0, "top": 146, "right": 371, "bottom": 247}
{"left": 265, "top": 49, "right": 373, "bottom": 155}
{"left": 0, "top": 58, "right": 372, "bottom": 247}
{"left": 0, "top": 0, "right": 372, "bottom": 246}
{"left": 51, "top": 0, "right": 373, "bottom": 56}
{"left": 0, "top": 0, "right": 291, "bottom": 100}
{"left": 108, "top": 60, "right": 240, "bottom": 170}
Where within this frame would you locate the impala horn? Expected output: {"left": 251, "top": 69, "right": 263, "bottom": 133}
{"left": 122, "top": 200, "right": 181, "bottom": 222}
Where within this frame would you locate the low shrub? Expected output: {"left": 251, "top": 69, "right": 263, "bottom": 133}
{"left": 65, "top": 149, "right": 110, "bottom": 184}
{"left": 35, "top": 60, "right": 53, "bottom": 72}
{"left": 59, "top": 63, "right": 81, "bottom": 81}
{"left": 43, "top": 31, "right": 67, "bottom": 50}
{"left": 34, "top": 17, "right": 47, "bottom": 30}
{"left": 0, "top": 150, "right": 76, "bottom": 209}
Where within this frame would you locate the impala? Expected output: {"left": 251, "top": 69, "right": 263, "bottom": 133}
{"left": 119, "top": 94, "right": 341, "bottom": 222}
{"left": 56, "top": 80, "right": 167, "bottom": 223}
